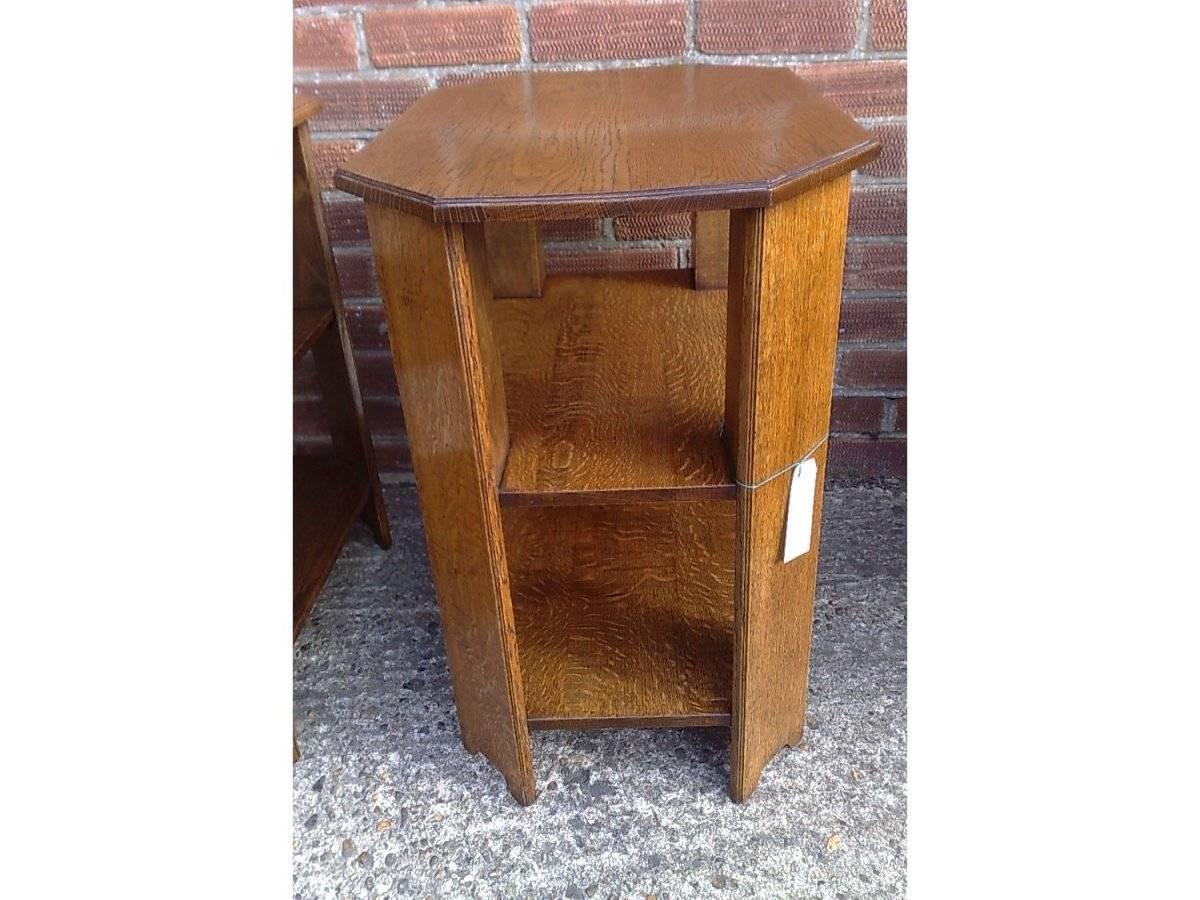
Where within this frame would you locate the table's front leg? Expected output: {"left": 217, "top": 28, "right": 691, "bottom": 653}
{"left": 365, "top": 206, "right": 536, "bottom": 805}
{"left": 725, "top": 177, "right": 852, "bottom": 801}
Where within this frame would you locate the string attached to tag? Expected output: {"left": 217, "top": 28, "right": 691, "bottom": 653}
{"left": 733, "top": 434, "right": 827, "bottom": 563}
{"left": 733, "top": 434, "right": 827, "bottom": 491}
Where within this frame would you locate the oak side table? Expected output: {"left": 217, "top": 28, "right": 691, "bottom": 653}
{"left": 335, "top": 66, "right": 879, "bottom": 804}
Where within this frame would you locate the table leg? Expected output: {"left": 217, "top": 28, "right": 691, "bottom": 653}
{"left": 365, "top": 206, "right": 537, "bottom": 805}
{"left": 725, "top": 176, "right": 851, "bottom": 801}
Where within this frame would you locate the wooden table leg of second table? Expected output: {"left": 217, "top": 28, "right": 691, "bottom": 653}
{"left": 366, "top": 204, "right": 537, "bottom": 806}
{"left": 725, "top": 175, "right": 852, "bottom": 801}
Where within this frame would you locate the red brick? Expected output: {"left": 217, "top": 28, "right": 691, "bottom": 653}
{"left": 843, "top": 242, "right": 906, "bottom": 292}
{"left": 363, "top": 396, "right": 405, "bottom": 435}
{"left": 365, "top": 6, "right": 521, "bottom": 67}
{"left": 869, "top": 0, "right": 907, "bottom": 51}
{"left": 893, "top": 397, "right": 906, "bottom": 432}
{"left": 294, "top": 79, "right": 428, "bottom": 132}
{"left": 862, "top": 121, "right": 906, "bottom": 178}
{"left": 295, "top": 0, "right": 417, "bottom": 6}
{"left": 838, "top": 348, "right": 906, "bottom": 390}
{"left": 332, "top": 248, "right": 377, "bottom": 298}
{"left": 323, "top": 195, "right": 370, "bottom": 245}
{"left": 350, "top": 349, "right": 400, "bottom": 398}
{"left": 543, "top": 219, "right": 604, "bottom": 242}
{"left": 344, "top": 302, "right": 390, "bottom": 352}
{"left": 697, "top": 0, "right": 859, "bottom": 54}
{"left": 435, "top": 70, "right": 513, "bottom": 89}
{"left": 849, "top": 185, "right": 906, "bottom": 237}
{"left": 794, "top": 61, "right": 906, "bottom": 118}
{"left": 831, "top": 396, "right": 885, "bottom": 434}
{"left": 829, "top": 436, "right": 906, "bottom": 477}
{"left": 293, "top": 15, "right": 359, "bottom": 72}
{"left": 545, "top": 246, "right": 679, "bottom": 275}
{"left": 615, "top": 213, "right": 691, "bottom": 241}
{"left": 311, "top": 139, "right": 363, "bottom": 190}
{"left": 530, "top": 1, "right": 687, "bottom": 62}
{"left": 838, "top": 298, "right": 906, "bottom": 341}
{"left": 294, "top": 344, "right": 398, "bottom": 404}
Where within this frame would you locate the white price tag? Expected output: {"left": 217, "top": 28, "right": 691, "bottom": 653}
{"left": 782, "top": 457, "right": 818, "bottom": 563}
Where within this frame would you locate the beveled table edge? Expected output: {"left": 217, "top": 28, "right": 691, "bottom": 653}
{"left": 333, "top": 140, "right": 880, "bottom": 223}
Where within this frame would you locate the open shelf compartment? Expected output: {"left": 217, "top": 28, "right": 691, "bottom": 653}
{"left": 503, "top": 498, "right": 735, "bottom": 729}
{"left": 493, "top": 271, "right": 735, "bottom": 507}
{"left": 491, "top": 270, "right": 738, "bottom": 728}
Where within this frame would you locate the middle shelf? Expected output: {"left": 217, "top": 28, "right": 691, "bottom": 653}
{"left": 493, "top": 270, "right": 735, "bottom": 507}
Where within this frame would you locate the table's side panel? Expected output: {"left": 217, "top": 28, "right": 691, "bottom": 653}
{"left": 366, "top": 205, "right": 535, "bottom": 806}
{"left": 726, "top": 177, "right": 851, "bottom": 802}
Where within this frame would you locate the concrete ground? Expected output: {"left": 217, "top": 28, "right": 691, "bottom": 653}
{"left": 294, "top": 478, "right": 906, "bottom": 899}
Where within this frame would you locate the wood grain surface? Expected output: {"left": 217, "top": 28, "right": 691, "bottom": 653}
{"left": 493, "top": 271, "right": 734, "bottom": 506}
{"left": 484, "top": 222, "right": 545, "bottom": 298}
{"left": 366, "top": 205, "right": 536, "bottom": 805}
{"left": 725, "top": 177, "right": 851, "bottom": 482}
{"left": 335, "top": 65, "right": 878, "bottom": 222}
{"left": 731, "top": 442, "right": 829, "bottom": 799}
{"left": 503, "top": 499, "right": 735, "bottom": 728}
{"left": 693, "top": 210, "right": 730, "bottom": 290}
{"left": 725, "top": 177, "right": 851, "bottom": 801}
{"left": 461, "top": 222, "right": 512, "bottom": 483}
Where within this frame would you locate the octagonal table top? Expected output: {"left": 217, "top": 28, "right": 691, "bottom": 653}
{"left": 335, "top": 65, "right": 879, "bottom": 223}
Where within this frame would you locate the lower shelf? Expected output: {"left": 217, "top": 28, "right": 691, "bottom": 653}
{"left": 294, "top": 453, "right": 368, "bottom": 639}
{"left": 503, "top": 498, "right": 735, "bottom": 728}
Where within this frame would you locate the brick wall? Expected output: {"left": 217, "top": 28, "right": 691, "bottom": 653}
{"left": 294, "top": 0, "right": 907, "bottom": 478}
